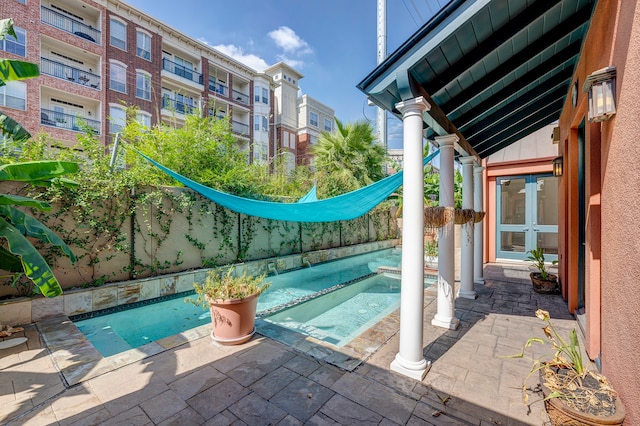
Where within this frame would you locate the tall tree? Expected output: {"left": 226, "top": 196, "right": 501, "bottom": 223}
{"left": 312, "top": 119, "right": 387, "bottom": 197}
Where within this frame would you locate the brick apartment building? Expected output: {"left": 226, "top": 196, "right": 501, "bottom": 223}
{"left": 0, "top": 0, "right": 334, "bottom": 166}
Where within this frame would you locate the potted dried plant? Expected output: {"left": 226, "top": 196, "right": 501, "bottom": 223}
{"left": 507, "top": 309, "right": 625, "bottom": 425}
{"left": 189, "top": 267, "right": 270, "bottom": 345}
{"left": 526, "top": 248, "right": 558, "bottom": 294}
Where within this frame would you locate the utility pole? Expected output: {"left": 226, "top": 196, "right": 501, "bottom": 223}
{"left": 377, "top": 0, "right": 387, "bottom": 155}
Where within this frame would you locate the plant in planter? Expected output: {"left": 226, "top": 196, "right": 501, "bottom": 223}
{"left": 526, "top": 248, "right": 558, "bottom": 294}
{"left": 424, "top": 238, "right": 438, "bottom": 268}
{"left": 189, "top": 267, "right": 270, "bottom": 345}
{"left": 507, "top": 309, "right": 625, "bottom": 425}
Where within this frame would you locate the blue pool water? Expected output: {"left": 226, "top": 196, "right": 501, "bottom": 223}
{"left": 74, "top": 248, "right": 405, "bottom": 357}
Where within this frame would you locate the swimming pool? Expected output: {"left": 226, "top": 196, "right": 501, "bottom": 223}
{"left": 73, "top": 248, "right": 404, "bottom": 357}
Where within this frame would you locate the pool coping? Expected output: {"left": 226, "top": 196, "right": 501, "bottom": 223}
{"left": 38, "top": 276, "right": 439, "bottom": 387}
{"left": 31, "top": 241, "right": 409, "bottom": 385}
{"left": 38, "top": 282, "right": 438, "bottom": 387}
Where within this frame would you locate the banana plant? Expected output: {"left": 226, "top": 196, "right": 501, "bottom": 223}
{"left": 0, "top": 19, "right": 78, "bottom": 297}
{"left": 0, "top": 162, "right": 79, "bottom": 297}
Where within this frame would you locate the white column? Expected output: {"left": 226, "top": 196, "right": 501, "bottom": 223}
{"left": 458, "top": 156, "right": 476, "bottom": 299}
{"left": 431, "top": 135, "right": 460, "bottom": 330}
{"left": 390, "top": 97, "right": 431, "bottom": 381}
{"left": 474, "top": 165, "right": 485, "bottom": 284}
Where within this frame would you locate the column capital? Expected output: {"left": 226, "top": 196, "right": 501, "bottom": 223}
{"left": 474, "top": 165, "right": 486, "bottom": 173}
{"left": 434, "top": 134, "right": 459, "bottom": 147}
{"left": 459, "top": 156, "right": 476, "bottom": 165}
{"left": 395, "top": 97, "right": 431, "bottom": 115}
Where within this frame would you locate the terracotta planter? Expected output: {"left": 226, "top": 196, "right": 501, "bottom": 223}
{"left": 530, "top": 272, "right": 558, "bottom": 294}
{"left": 540, "top": 370, "right": 626, "bottom": 425}
{"left": 207, "top": 293, "right": 259, "bottom": 345}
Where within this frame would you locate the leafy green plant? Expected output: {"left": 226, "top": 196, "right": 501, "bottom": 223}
{"left": 526, "top": 248, "right": 558, "bottom": 281}
{"left": 425, "top": 239, "right": 438, "bottom": 259}
{"left": 189, "top": 267, "right": 270, "bottom": 305}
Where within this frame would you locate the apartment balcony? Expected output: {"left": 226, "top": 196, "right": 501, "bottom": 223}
{"left": 41, "top": 58, "right": 100, "bottom": 89}
{"left": 208, "top": 79, "right": 228, "bottom": 96}
{"left": 40, "top": 108, "right": 100, "bottom": 134}
{"left": 162, "top": 96, "right": 196, "bottom": 116}
{"left": 162, "top": 58, "right": 202, "bottom": 89}
{"left": 232, "top": 89, "right": 249, "bottom": 105}
{"left": 41, "top": 6, "right": 101, "bottom": 44}
{"left": 232, "top": 120, "right": 249, "bottom": 136}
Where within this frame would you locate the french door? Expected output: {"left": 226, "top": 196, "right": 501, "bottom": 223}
{"left": 496, "top": 174, "right": 558, "bottom": 261}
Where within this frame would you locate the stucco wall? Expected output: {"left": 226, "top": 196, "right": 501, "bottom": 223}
{"left": 557, "top": 1, "right": 640, "bottom": 422}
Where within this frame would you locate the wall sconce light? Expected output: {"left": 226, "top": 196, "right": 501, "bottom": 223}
{"left": 583, "top": 66, "right": 616, "bottom": 122}
{"left": 552, "top": 156, "right": 563, "bottom": 177}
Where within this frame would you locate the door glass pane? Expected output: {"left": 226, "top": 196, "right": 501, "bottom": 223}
{"left": 537, "top": 232, "right": 558, "bottom": 254}
{"left": 500, "top": 231, "right": 526, "bottom": 253}
{"left": 500, "top": 178, "right": 526, "bottom": 224}
{"left": 537, "top": 176, "right": 558, "bottom": 225}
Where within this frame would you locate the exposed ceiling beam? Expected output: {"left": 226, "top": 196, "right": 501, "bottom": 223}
{"left": 462, "top": 76, "right": 571, "bottom": 138}
{"left": 437, "top": 5, "right": 593, "bottom": 114}
{"left": 450, "top": 44, "right": 580, "bottom": 128}
{"left": 468, "top": 87, "right": 567, "bottom": 144}
{"left": 396, "top": 70, "right": 480, "bottom": 162}
{"left": 475, "top": 102, "right": 564, "bottom": 156}
{"left": 422, "top": 0, "right": 561, "bottom": 95}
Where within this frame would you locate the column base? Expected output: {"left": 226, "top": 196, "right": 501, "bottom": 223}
{"left": 474, "top": 278, "right": 485, "bottom": 285}
{"left": 390, "top": 354, "right": 431, "bottom": 381}
{"left": 457, "top": 289, "right": 477, "bottom": 300}
{"left": 432, "top": 314, "right": 460, "bottom": 330}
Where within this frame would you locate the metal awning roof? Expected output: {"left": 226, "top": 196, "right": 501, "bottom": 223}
{"left": 357, "top": 0, "right": 597, "bottom": 159}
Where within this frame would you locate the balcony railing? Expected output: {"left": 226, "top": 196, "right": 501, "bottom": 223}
{"left": 162, "top": 58, "right": 202, "bottom": 85}
{"left": 232, "top": 120, "right": 249, "bottom": 135}
{"left": 232, "top": 90, "right": 249, "bottom": 105}
{"left": 41, "top": 6, "right": 100, "bottom": 44}
{"left": 40, "top": 108, "right": 100, "bottom": 134}
{"left": 41, "top": 58, "right": 100, "bottom": 89}
{"left": 208, "top": 79, "right": 228, "bottom": 96}
{"left": 162, "top": 96, "right": 196, "bottom": 115}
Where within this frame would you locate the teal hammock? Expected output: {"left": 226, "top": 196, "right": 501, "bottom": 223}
{"left": 138, "top": 149, "right": 440, "bottom": 223}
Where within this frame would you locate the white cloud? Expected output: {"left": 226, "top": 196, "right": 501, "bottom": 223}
{"left": 268, "top": 26, "right": 312, "bottom": 56}
{"left": 276, "top": 55, "right": 305, "bottom": 69}
{"left": 199, "top": 38, "right": 270, "bottom": 71}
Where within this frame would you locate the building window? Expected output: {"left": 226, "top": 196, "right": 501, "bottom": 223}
{"left": 109, "top": 106, "right": 126, "bottom": 134}
{"left": 254, "top": 114, "right": 269, "bottom": 131}
{"left": 136, "top": 71, "right": 151, "bottom": 100}
{"left": 262, "top": 88, "right": 268, "bottom": 104}
{"left": 110, "top": 19, "right": 127, "bottom": 51}
{"left": 0, "top": 81, "right": 26, "bottom": 110}
{"left": 0, "top": 26, "right": 26, "bottom": 57}
{"left": 324, "top": 118, "right": 333, "bottom": 131}
{"left": 15, "top": 0, "right": 26, "bottom": 3}
{"left": 136, "top": 31, "right": 151, "bottom": 60}
{"left": 110, "top": 62, "right": 126, "bottom": 93}
{"left": 136, "top": 112, "right": 151, "bottom": 128}
{"left": 309, "top": 112, "right": 319, "bottom": 127}
{"left": 289, "top": 133, "right": 296, "bottom": 149}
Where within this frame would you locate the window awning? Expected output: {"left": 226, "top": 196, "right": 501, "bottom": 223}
{"left": 357, "top": 0, "right": 597, "bottom": 159}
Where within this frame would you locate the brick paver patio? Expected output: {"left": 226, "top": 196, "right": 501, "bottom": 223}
{"left": 1, "top": 263, "right": 579, "bottom": 425}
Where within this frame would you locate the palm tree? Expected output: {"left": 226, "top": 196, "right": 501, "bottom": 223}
{"left": 312, "top": 118, "right": 386, "bottom": 197}
{"left": 0, "top": 19, "right": 77, "bottom": 297}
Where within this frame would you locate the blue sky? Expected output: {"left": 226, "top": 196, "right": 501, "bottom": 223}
{"left": 124, "top": 0, "right": 447, "bottom": 149}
